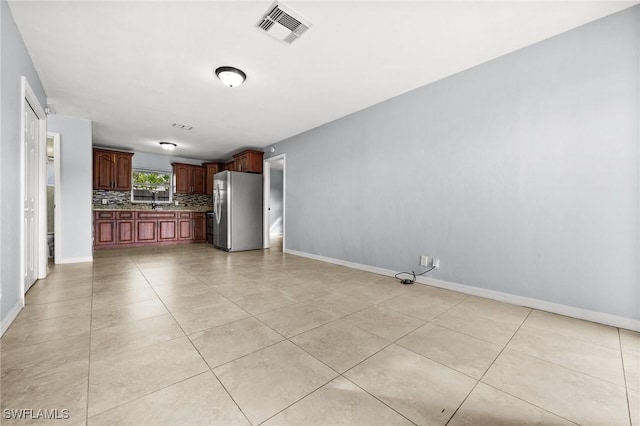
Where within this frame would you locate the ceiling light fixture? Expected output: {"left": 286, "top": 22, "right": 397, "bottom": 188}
{"left": 215, "top": 66, "right": 247, "bottom": 88}
{"left": 159, "top": 142, "right": 177, "bottom": 151}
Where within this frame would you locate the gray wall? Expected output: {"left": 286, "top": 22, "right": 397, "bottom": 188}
{"left": 269, "top": 169, "right": 283, "bottom": 236}
{"left": 266, "top": 7, "right": 639, "bottom": 321}
{"left": 1, "top": 0, "right": 47, "bottom": 324}
{"left": 48, "top": 115, "right": 93, "bottom": 261}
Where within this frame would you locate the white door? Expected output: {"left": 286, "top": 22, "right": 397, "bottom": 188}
{"left": 24, "top": 100, "right": 39, "bottom": 292}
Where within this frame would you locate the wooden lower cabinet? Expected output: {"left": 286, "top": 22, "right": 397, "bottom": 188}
{"left": 117, "top": 220, "right": 135, "bottom": 244}
{"left": 158, "top": 220, "right": 177, "bottom": 241}
{"left": 94, "top": 221, "right": 116, "bottom": 246}
{"left": 136, "top": 221, "right": 158, "bottom": 242}
{"left": 193, "top": 213, "right": 205, "bottom": 241}
{"left": 94, "top": 211, "right": 207, "bottom": 249}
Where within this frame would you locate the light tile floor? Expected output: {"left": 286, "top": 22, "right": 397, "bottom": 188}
{"left": 1, "top": 243, "right": 638, "bottom": 425}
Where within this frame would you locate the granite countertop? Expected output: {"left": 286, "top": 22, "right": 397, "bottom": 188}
{"left": 93, "top": 207, "right": 211, "bottom": 212}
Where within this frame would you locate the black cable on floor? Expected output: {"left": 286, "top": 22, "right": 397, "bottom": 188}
{"left": 394, "top": 265, "right": 436, "bottom": 285}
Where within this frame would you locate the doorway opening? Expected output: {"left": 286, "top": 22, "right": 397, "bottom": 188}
{"left": 46, "top": 133, "right": 61, "bottom": 265}
{"left": 263, "top": 154, "right": 285, "bottom": 251}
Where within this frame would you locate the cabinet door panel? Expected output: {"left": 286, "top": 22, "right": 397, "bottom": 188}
{"left": 193, "top": 216, "right": 205, "bottom": 241}
{"left": 178, "top": 219, "right": 192, "bottom": 240}
{"left": 95, "top": 221, "right": 116, "bottom": 245}
{"left": 117, "top": 220, "right": 135, "bottom": 244}
{"left": 159, "top": 220, "right": 177, "bottom": 241}
{"left": 174, "top": 164, "right": 191, "bottom": 193}
{"left": 192, "top": 166, "right": 205, "bottom": 194}
{"left": 94, "top": 152, "right": 115, "bottom": 189}
{"left": 114, "top": 154, "right": 132, "bottom": 191}
{"left": 136, "top": 221, "right": 157, "bottom": 242}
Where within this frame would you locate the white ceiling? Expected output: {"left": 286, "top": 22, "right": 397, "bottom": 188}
{"left": 9, "top": 1, "right": 636, "bottom": 161}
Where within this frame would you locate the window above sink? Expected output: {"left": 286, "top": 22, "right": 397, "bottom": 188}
{"left": 131, "top": 169, "right": 172, "bottom": 204}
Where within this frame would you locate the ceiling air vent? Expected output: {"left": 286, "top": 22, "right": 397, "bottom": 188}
{"left": 257, "top": 1, "right": 311, "bottom": 44}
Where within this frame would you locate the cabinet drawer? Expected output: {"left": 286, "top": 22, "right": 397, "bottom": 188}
{"left": 117, "top": 211, "right": 134, "bottom": 220}
{"left": 95, "top": 211, "right": 116, "bottom": 220}
{"left": 136, "top": 212, "right": 176, "bottom": 219}
{"left": 179, "top": 212, "right": 191, "bottom": 219}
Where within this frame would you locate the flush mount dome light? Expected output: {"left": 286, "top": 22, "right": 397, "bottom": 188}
{"left": 215, "top": 66, "right": 247, "bottom": 87}
{"left": 159, "top": 142, "right": 177, "bottom": 150}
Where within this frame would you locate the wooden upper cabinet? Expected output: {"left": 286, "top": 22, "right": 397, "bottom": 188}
{"left": 192, "top": 166, "right": 205, "bottom": 194}
{"left": 114, "top": 153, "right": 132, "bottom": 191}
{"left": 173, "top": 163, "right": 206, "bottom": 194}
{"left": 203, "top": 162, "right": 222, "bottom": 195}
{"left": 233, "top": 150, "right": 264, "bottom": 173}
{"left": 93, "top": 149, "right": 134, "bottom": 191}
{"left": 173, "top": 163, "right": 192, "bottom": 193}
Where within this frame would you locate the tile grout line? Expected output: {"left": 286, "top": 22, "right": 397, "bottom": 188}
{"left": 84, "top": 259, "right": 97, "bottom": 424}
{"left": 442, "top": 307, "right": 533, "bottom": 426}
{"left": 133, "top": 255, "right": 254, "bottom": 426}
{"left": 618, "top": 328, "right": 633, "bottom": 426}
{"left": 446, "top": 309, "right": 579, "bottom": 426}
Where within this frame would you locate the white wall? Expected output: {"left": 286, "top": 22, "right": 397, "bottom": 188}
{"left": 48, "top": 115, "right": 93, "bottom": 262}
{"left": 266, "top": 7, "right": 639, "bottom": 324}
{"left": 1, "top": 0, "right": 47, "bottom": 328}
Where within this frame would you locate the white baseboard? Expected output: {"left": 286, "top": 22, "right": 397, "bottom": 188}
{"left": 284, "top": 248, "right": 640, "bottom": 332}
{"left": 56, "top": 256, "right": 93, "bottom": 264}
{"left": 1, "top": 299, "right": 24, "bottom": 337}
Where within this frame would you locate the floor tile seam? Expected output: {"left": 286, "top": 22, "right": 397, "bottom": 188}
{"left": 0, "top": 318, "right": 92, "bottom": 347}
{"left": 402, "top": 321, "right": 504, "bottom": 349}
{"left": 85, "top": 256, "right": 98, "bottom": 425}
{"left": 84, "top": 370, "right": 209, "bottom": 421}
{"left": 9, "top": 305, "right": 93, "bottom": 327}
{"left": 392, "top": 340, "right": 485, "bottom": 383}
{"left": 443, "top": 307, "right": 532, "bottom": 426}
{"left": 23, "top": 293, "right": 92, "bottom": 306}
{"left": 279, "top": 337, "right": 345, "bottom": 376}
{"left": 332, "top": 374, "right": 419, "bottom": 426}
{"left": 90, "top": 310, "right": 170, "bottom": 332}
{"left": 373, "top": 302, "right": 438, "bottom": 323}
{"left": 442, "top": 379, "right": 480, "bottom": 426}
{"left": 522, "top": 320, "right": 621, "bottom": 351}
{"left": 422, "top": 320, "right": 514, "bottom": 347}
{"left": 476, "top": 382, "right": 581, "bottom": 425}
{"left": 182, "top": 324, "right": 256, "bottom": 426}
{"left": 88, "top": 332, "right": 188, "bottom": 365}
{"left": 448, "top": 307, "right": 533, "bottom": 328}
{"left": 502, "top": 343, "right": 628, "bottom": 388}
{"left": 619, "top": 328, "right": 634, "bottom": 426}
{"left": 132, "top": 258, "right": 253, "bottom": 426}
{"left": 91, "top": 295, "right": 160, "bottom": 312}
{"left": 338, "top": 314, "right": 424, "bottom": 344}
{"left": 275, "top": 302, "right": 376, "bottom": 340}
{"left": 254, "top": 374, "right": 341, "bottom": 426}
{"left": 470, "top": 309, "right": 605, "bottom": 424}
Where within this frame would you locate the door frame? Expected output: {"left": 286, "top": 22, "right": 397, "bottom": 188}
{"left": 47, "top": 132, "right": 62, "bottom": 265}
{"left": 20, "top": 76, "right": 47, "bottom": 301}
{"left": 263, "top": 154, "right": 286, "bottom": 250}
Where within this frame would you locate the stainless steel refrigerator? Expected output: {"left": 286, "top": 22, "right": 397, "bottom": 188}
{"left": 213, "top": 171, "right": 263, "bottom": 252}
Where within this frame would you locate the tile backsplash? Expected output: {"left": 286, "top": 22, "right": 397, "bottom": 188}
{"left": 93, "top": 190, "right": 212, "bottom": 211}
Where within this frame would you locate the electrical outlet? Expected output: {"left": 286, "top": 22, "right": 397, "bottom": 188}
{"left": 174, "top": 201, "right": 179, "bottom": 206}
{"left": 432, "top": 258, "right": 440, "bottom": 269}
{"left": 101, "top": 199, "right": 108, "bottom": 205}
{"left": 420, "top": 255, "right": 429, "bottom": 266}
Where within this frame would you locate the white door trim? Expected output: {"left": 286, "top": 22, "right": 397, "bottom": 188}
{"left": 263, "top": 154, "right": 286, "bottom": 250}
{"left": 20, "top": 76, "right": 47, "bottom": 303}
{"left": 48, "top": 132, "right": 62, "bottom": 264}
